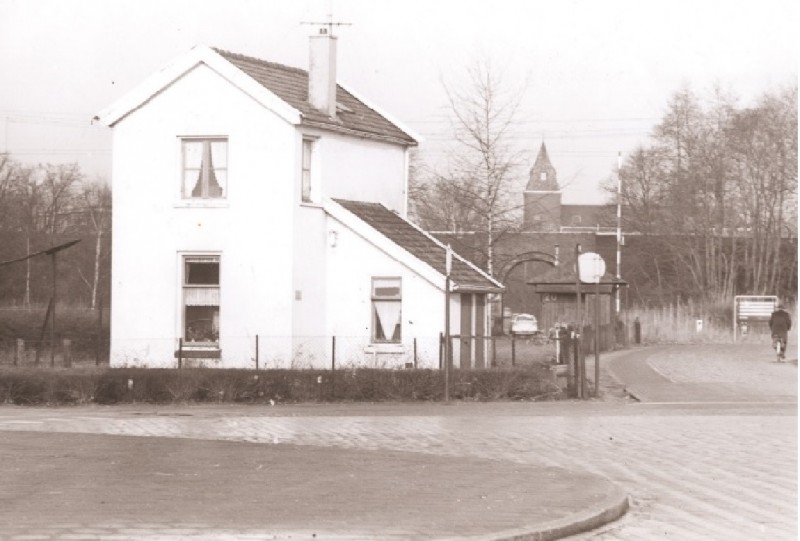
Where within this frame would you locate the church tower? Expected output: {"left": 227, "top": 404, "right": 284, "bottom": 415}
{"left": 523, "top": 142, "right": 562, "bottom": 230}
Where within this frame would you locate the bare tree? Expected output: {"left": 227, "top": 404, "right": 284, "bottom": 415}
{"left": 412, "top": 57, "right": 527, "bottom": 276}
{"left": 75, "top": 180, "right": 111, "bottom": 309}
{"left": 614, "top": 85, "right": 797, "bottom": 305}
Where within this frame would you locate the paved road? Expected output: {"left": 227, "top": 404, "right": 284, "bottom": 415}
{"left": 0, "top": 344, "right": 796, "bottom": 540}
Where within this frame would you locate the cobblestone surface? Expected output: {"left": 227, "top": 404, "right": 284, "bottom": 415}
{"left": 0, "top": 344, "right": 796, "bottom": 540}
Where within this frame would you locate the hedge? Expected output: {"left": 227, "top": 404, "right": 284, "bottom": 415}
{"left": 0, "top": 365, "right": 560, "bottom": 405}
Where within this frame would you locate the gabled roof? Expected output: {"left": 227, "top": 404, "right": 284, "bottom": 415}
{"left": 94, "top": 44, "right": 418, "bottom": 147}
{"left": 332, "top": 200, "right": 503, "bottom": 292}
{"left": 215, "top": 49, "right": 417, "bottom": 146}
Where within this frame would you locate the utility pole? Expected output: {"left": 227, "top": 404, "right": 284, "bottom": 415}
{"left": 444, "top": 245, "right": 453, "bottom": 402}
{"left": 616, "top": 151, "right": 622, "bottom": 314}
{"left": 574, "top": 243, "right": 583, "bottom": 399}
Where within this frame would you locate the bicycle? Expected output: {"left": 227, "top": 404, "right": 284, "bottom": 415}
{"left": 773, "top": 335, "right": 787, "bottom": 362}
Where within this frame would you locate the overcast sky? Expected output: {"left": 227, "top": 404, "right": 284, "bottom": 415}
{"left": 1, "top": 0, "right": 797, "bottom": 203}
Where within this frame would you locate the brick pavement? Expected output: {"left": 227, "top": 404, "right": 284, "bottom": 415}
{"left": 606, "top": 344, "right": 797, "bottom": 403}
{"left": 1, "top": 430, "right": 625, "bottom": 541}
{"left": 0, "top": 344, "right": 796, "bottom": 540}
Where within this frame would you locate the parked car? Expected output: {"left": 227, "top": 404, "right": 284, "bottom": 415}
{"left": 510, "top": 313, "right": 539, "bottom": 335}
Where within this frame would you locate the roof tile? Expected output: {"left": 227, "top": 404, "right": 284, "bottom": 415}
{"left": 334, "top": 200, "right": 501, "bottom": 292}
{"left": 214, "top": 49, "right": 416, "bottom": 146}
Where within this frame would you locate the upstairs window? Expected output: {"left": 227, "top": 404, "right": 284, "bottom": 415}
{"left": 371, "top": 277, "right": 402, "bottom": 343}
{"left": 183, "top": 138, "right": 227, "bottom": 199}
{"left": 540, "top": 172, "right": 547, "bottom": 181}
{"left": 301, "top": 138, "right": 315, "bottom": 203}
{"left": 183, "top": 256, "right": 220, "bottom": 345}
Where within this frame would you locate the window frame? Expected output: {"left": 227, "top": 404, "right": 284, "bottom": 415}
{"left": 181, "top": 254, "right": 221, "bottom": 347}
{"left": 300, "top": 135, "right": 321, "bottom": 204}
{"left": 301, "top": 138, "right": 314, "bottom": 203}
{"left": 181, "top": 137, "right": 228, "bottom": 200}
{"left": 370, "top": 277, "right": 402, "bottom": 344}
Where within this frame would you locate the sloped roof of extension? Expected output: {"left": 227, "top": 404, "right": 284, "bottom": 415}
{"left": 94, "top": 45, "right": 417, "bottom": 147}
{"left": 215, "top": 49, "right": 417, "bottom": 146}
{"left": 334, "top": 199, "right": 503, "bottom": 293}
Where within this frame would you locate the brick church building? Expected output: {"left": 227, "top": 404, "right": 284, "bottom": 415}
{"left": 436, "top": 142, "right": 624, "bottom": 335}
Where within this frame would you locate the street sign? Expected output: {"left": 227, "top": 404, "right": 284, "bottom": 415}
{"left": 578, "top": 252, "right": 606, "bottom": 284}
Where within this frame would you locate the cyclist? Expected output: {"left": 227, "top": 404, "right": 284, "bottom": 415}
{"left": 769, "top": 303, "right": 792, "bottom": 361}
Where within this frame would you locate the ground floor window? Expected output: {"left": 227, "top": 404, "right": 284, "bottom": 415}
{"left": 371, "top": 277, "right": 402, "bottom": 343}
{"left": 183, "top": 255, "right": 220, "bottom": 344}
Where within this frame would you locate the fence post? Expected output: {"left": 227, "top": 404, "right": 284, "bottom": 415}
{"left": 255, "top": 334, "right": 259, "bottom": 370}
{"left": 511, "top": 334, "right": 516, "bottom": 367}
{"left": 178, "top": 338, "right": 183, "bottom": 369}
{"left": 573, "top": 333, "right": 582, "bottom": 399}
{"left": 95, "top": 297, "right": 103, "bottom": 365}
{"left": 413, "top": 337, "right": 417, "bottom": 369}
{"left": 331, "top": 335, "right": 336, "bottom": 400}
{"left": 15, "top": 339, "right": 24, "bottom": 366}
{"left": 63, "top": 339, "right": 72, "bottom": 368}
{"left": 438, "top": 332, "right": 443, "bottom": 370}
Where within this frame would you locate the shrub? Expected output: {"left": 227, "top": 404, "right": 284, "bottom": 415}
{"left": 0, "top": 364, "right": 557, "bottom": 405}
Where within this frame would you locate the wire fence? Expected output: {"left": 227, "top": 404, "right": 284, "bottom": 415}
{"left": 0, "top": 333, "right": 574, "bottom": 370}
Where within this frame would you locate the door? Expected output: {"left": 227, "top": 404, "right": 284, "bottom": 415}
{"left": 460, "top": 293, "right": 473, "bottom": 369}
{"left": 475, "top": 294, "right": 486, "bottom": 368}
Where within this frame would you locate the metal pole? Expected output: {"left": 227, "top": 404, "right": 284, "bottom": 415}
{"left": 331, "top": 335, "right": 336, "bottom": 399}
{"left": 255, "top": 334, "right": 259, "bottom": 370}
{"left": 413, "top": 337, "right": 417, "bottom": 369}
{"left": 444, "top": 275, "right": 451, "bottom": 402}
{"left": 178, "top": 338, "right": 183, "bottom": 369}
{"left": 595, "top": 280, "right": 601, "bottom": 397}
{"left": 574, "top": 243, "right": 583, "bottom": 399}
{"left": 25, "top": 236, "right": 30, "bottom": 307}
{"left": 50, "top": 253, "right": 56, "bottom": 367}
{"left": 616, "top": 151, "right": 622, "bottom": 315}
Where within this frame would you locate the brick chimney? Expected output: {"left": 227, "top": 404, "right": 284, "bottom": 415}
{"left": 308, "top": 28, "right": 337, "bottom": 118}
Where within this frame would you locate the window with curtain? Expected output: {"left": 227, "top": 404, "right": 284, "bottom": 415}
{"left": 184, "top": 256, "right": 220, "bottom": 344}
{"left": 371, "top": 277, "right": 401, "bottom": 343}
{"left": 182, "top": 138, "right": 227, "bottom": 199}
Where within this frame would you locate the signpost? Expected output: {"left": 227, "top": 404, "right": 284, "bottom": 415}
{"left": 578, "top": 252, "right": 606, "bottom": 398}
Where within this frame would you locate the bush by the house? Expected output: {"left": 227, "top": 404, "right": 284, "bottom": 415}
{"left": 0, "top": 365, "right": 557, "bottom": 405}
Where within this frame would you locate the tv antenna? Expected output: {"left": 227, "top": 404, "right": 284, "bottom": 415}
{"left": 300, "top": 14, "right": 351, "bottom": 37}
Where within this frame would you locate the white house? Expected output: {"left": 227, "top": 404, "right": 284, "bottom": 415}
{"left": 95, "top": 31, "right": 502, "bottom": 370}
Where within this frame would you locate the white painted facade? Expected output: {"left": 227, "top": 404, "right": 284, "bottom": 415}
{"left": 100, "top": 45, "right": 498, "bottom": 370}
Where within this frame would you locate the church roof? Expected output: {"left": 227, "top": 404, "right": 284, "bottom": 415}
{"left": 525, "top": 142, "right": 559, "bottom": 191}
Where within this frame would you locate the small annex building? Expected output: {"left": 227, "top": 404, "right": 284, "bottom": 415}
{"left": 95, "top": 32, "right": 502, "bottom": 369}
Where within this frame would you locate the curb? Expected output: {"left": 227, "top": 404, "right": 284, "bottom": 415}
{"left": 484, "top": 487, "right": 630, "bottom": 541}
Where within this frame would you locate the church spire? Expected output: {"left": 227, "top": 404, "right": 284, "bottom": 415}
{"left": 525, "top": 142, "right": 559, "bottom": 191}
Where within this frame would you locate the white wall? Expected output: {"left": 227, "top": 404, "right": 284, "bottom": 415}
{"left": 304, "top": 128, "right": 408, "bottom": 214}
{"left": 110, "top": 63, "right": 296, "bottom": 367}
{"left": 324, "top": 214, "right": 446, "bottom": 369}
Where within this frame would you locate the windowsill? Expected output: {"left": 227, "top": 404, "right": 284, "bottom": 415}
{"left": 299, "top": 201, "right": 323, "bottom": 208}
{"left": 364, "top": 343, "right": 405, "bottom": 354}
{"left": 174, "top": 200, "right": 229, "bottom": 209}
{"left": 174, "top": 345, "right": 221, "bottom": 359}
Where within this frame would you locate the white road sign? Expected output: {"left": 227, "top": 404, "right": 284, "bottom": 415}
{"left": 578, "top": 252, "right": 606, "bottom": 284}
